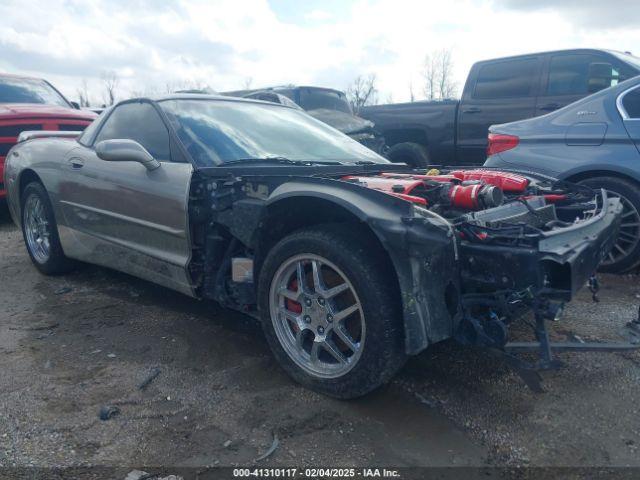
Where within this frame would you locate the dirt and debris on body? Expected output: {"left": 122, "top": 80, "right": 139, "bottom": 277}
{"left": 0, "top": 204, "right": 639, "bottom": 471}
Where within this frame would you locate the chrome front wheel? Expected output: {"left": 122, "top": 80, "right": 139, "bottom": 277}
{"left": 269, "top": 254, "right": 366, "bottom": 379}
{"left": 23, "top": 193, "right": 51, "bottom": 264}
{"left": 20, "top": 182, "right": 75, "bottom": 275}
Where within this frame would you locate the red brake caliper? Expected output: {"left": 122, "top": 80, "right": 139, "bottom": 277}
{"left": 286, "top": 278, "right": 302, "bottom": 314}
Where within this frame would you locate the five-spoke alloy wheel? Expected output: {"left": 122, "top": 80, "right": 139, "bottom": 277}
{"left": 270, "top": 254, "right": 365, "bottom": 379}
{"left": 259, "top": 225, "right": 406, "bottom": 399}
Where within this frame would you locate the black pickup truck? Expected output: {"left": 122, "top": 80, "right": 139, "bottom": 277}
{"left": 360, "top": 49, "right": 640, "bottom": 167}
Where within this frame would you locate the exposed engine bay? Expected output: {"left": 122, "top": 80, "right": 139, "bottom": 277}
{"left": 343, "top": 168, "right": 595, "bottom": 225}
{"left": 342, "top": 168, "right": 607, "bottom": 254}
{"left": 187, "top": 164, "right": 629, "bottom": 391}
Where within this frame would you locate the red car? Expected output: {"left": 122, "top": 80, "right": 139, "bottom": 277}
{"left": 0, "top": 73, "right": 96, "bottom": 199}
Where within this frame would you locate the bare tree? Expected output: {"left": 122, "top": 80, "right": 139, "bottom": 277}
{"left": 346, "top": 74, "right": 378, "bottom": 113}
{"left": 423, "top": 54, "right": 438, "bottom": 100}
{"left": 408, "top": 81, "right": 416, "bottom": 102}
{"left": 76, "top": 79, "right": 91, "bottom": 107}
{"left": 101, "top": 70, "right": 119, "bottom": 106}
{"left": 242, "top": 77, "right": 253, "bottom": 90}
{"left": 422, "top": 49, "right": 457, "bottom": 101}
{"left": 164, "top": 79, "right": 210, "bottom": 93}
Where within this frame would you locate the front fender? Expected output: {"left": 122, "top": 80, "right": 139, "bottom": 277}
{"left": 267, "top": 178, "right": 460, "bottom": 354}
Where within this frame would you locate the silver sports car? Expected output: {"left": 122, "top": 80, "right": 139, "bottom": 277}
{"left": 3, "top": 94, "right": 626, "bottom": 397}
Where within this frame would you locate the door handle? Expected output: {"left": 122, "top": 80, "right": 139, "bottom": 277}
{"left": 463, "top": 107, "right": 482, "bottom": 114}
{"left": 539, "top": 103, "right": 560, "bottom": 112}
{"left": 68, "top": 157, "right": 84, "bottom": 169}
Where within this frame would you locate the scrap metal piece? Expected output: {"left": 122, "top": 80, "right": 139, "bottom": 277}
{"left": 254, "top": 432, "right": 279, "bottom": 462}
{"left": 138, "top": 367, "right": 162, "bottom": 391}
{"left": 99, "top": 405, "right": 120, "bottom": 421}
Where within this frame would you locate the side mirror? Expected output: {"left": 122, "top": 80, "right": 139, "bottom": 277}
{"left": 587, "top": 62, "right": 615, "bottom": 93}
{"left": 95, "top": 139, "right": 161, "bottom": 170}
{"left": 70, "top": 101, "right": 80, "bottom": 109}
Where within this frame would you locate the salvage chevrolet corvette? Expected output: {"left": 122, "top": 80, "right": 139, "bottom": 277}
{"left": 3, "top": 95, "right": 625, "bottom": 398}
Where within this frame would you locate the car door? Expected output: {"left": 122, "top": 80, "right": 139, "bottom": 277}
{"left": 536, "top": 53, "right": 627, "bottom": 115}
{"left": 57, "top": 101, "right": 195, "bottom": 296}
{"left": 456, "top": 56, "right": 542, "bottom": 165}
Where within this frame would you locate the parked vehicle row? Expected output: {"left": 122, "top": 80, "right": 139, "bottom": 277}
{"left": 360, "top": 49, "right": 640, "bottom": 167}
{"left": 3, "top": 93, "right": 627, "bottom": 397}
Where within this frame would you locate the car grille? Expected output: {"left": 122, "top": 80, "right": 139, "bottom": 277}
{"left": 0, "top": 120, "right": 91, "bottom": 163}
{"left": 0, "top": 124, "right": 43, "bottom": 137}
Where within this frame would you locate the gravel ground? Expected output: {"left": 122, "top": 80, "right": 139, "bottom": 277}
{"left": 1, "top": 203, "right": 639, "bottom": 475}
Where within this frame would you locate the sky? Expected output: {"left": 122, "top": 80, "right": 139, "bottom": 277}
{"left": 0, "top": 0, "right": 639, "bottom": 106}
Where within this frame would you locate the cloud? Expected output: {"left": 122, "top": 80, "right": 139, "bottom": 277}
{"left": 494, "top": 0, "right": 640, "bottom": 29}
{"left": 0, "top": 0, "right": 638, "bottom": 106}
{"left": 305, "top": 9, "right": 332, "bottom": 21}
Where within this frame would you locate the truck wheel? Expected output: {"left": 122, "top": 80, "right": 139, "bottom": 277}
{"left": 258, "top": 224, "right": 406, "bottom": 399}
{"left": 579, "top": 176, "right": 640, "bottom": 273}
{"left": 20, "top": 182, "right": 75, "bottom": 275}
{"left": 386, "top": 142, "right": 430, "bottom": 169}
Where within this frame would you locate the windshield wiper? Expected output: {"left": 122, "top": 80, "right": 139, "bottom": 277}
{"left": 222, "top": 156, "right": 343, "bottom": 166}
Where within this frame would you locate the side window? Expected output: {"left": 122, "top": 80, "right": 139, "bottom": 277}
{"left": 622, "top": 87, "right": 640, "bottom": 118}
{"left": 77, "top": 113, "right": 105, "bottom": 146}
{"left": 93, "top": 102, "right": 171, "bottom": 160}
{"left": 473, "top": 59, "right": 538, "bottom": 99}
{"left": 547, "top": 54, "right": 620, "bottom": 96}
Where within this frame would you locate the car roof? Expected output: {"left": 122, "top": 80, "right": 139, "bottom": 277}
{"left": 119, "top": 93, "right": 296, "bottom": 109}
{"left": 0, "top": 72, "right": 46, "bottom": 82}
{"left": 224, "top": 85, "right": 346, "bottom": 96}
{"left": 474, "top": 48, "right": 639, "bottom": 65}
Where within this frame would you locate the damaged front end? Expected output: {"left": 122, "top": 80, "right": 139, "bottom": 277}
{"left": 346, "top": 168, "right": 637, "bottom": 390}
{"left": 188, "top": 161, "right": 635, "bottom": 391}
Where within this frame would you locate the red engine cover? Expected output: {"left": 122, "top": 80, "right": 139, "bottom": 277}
{"left": 449, "top": 169, "right": 529, "bottom": 193}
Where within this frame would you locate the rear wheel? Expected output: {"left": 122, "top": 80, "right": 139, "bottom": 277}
{"left": 258, "top": 225, "right": 406, "bottom": 398}
{"left": 386, "top": 142, "right": 430, "bottom": 169}
{"left": 20, "top": 182, "right": 75, "bottom": 275}
{"left": 579, "top": 176, "right": 640, "bottom": 273}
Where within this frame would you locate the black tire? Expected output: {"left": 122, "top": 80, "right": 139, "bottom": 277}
{"left": 20, "top": 181, "right": 75, "bottom": 275}
{"left": 258, "top": 224, "right": 406, "bottom": 399}
{"left": 579, "top": 176, "right": 640, "bottom": 273}
{"left": 386, "top": 142, "right": 430, "bottom": 168}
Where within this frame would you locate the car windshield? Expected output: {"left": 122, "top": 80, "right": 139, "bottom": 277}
{"left": 159, "top": 99, "right": 388, "bottom": 166}
{"left": 0, "top": 77, "right": 70, "bottom": 107}
{"left": 297, "top": 88, "right": 352, "bottom": 114}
